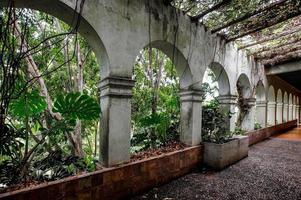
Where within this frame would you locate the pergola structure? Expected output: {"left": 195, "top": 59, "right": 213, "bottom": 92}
{"left": 166, "top": 0, "right": 301, "bottom": 66}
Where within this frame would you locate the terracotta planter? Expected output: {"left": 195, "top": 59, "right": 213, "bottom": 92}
{"left": 203, "top": 135, "right": 249, "bottom": 170}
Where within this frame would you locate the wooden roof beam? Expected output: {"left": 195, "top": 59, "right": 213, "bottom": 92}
{"left": 226, "top": 1, "right": 301, "bottom": 42}
{"left": 191, "top": 0, "right": 231, "bottom": 22}
{"left": 254, "top": 41, "right": 301, "bottom": 60}
{"left": 240, "top": 24, "right": 301, "bottom": 50}
{"left": 211, "top": 0, "right": 288, "bottom": 33}
{"left": 249, "top": 33, "right": 301, "bottom": 55}
{"left": 263, "top": 49, "right": 301, "bottom": 66}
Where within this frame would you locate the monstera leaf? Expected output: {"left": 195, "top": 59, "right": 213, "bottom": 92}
{"left": 10, "top": 90, "right": 47, "bottom": 119}
{"left": 53, "top": 92, "right": 100, "bottom": 120}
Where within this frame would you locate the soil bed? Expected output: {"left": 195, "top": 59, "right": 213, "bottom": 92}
{"left": 0, "top": 140, "right": 187, "bottom": 195}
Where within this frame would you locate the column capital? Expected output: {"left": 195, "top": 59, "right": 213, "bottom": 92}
{"left": 218, "top": 95, "right": 238, "bottom": 105}
{"left": 268, "top": 101, "right": 276, "bottom": 106}
{"left": 179, "top": 89, "right": 203, "bottom": 102}
{"left": 99, "top": 76, "right": 135, "bottom": 98}
{"left": 276, "top": 102, "right": 283, "bottom": 106}
{"left": 245, "top": 98, "right": 256, "bottom": 106}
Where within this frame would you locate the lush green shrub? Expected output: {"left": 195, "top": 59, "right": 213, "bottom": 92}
{"left": 201, "top": 99, "right": 233, "bottom": 144}
{"left": 254, "top": 122, "right": 262, "bottom": 130}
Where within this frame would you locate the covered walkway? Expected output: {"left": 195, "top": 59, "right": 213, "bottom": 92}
{"left": 134, "top": 127, "right": 301, "bottom": 200}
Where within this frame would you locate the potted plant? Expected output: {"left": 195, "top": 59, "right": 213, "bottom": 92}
{"left": 202, "top": 100, "right": 249, "bottom": 170}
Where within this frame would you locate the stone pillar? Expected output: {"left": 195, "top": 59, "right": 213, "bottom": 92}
{"left": 218, "top": 95, "right": 237, "bottom": 132}
{"left": 255, "top": 101, "right": 267, "bottom": 128}
{"left": 296, "top": 105, "right": 300, "bottom": 124}
{"left": 292, "top": 105, "right": 296, "bottom": 119}
{"left": 289, "top": 104, "right": 293, "bottom": 120}
{"left": 179, "top": 89, "right": 202, "bottom": 146}
{"left": 267, "top": 102, "right": 276, "bottom": 126}
{"left": 276, "top": 102, "right": 283, "bottom": 124}
{"left": 283, "top": 103, "right": 288, "bottom": 122}
{"left": 99, "top": 77, "right": 135, "bottom": 167}
{"left": 241, "top": 98, "right": 256, "bottom": 131}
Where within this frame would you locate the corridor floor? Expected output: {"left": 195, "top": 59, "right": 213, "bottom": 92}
{"left": 272, "top": 126, "right": 301, "bottom": 141}
{"left": 133, "top": 128, "right": 301, "bottom": 200}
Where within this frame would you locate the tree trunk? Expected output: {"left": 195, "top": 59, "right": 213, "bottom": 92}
{"left": 72, "top": 40, "right": 84, "bottom": 158}
{"left": 13, "top": 20, "right": 61, "bottom": 121}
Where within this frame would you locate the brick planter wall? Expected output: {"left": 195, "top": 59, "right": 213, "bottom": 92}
{"left": 0, "top": 146, "right": 203, "bottom": 200}
{"left": 248, "top": 120, "right": 297, "bottom": 146}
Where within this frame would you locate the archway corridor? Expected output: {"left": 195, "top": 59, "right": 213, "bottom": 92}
{"left": 134, "top": 126, "right": 301, "bottom": 200}
{"left": 2, "top": 0, "right": 301, "bottom": 199}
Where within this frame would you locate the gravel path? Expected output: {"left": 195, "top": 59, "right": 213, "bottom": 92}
{"left": 133, "top": 138, "right": 301, "bottom": 200}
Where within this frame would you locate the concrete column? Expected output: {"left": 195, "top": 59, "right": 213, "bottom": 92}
{"left": 241, "top": 98, "right": 256, "bottom": 131}
{"left": 283, "top": 103, "right": 288, "bottom": 122}
{"left": 267, "top": 102, "right": 276, "bottom": 126}
{"left": 276, "top": 102, "right": 283, "bottom": 124}
{"left": 179, "top": 89, "right": 202, "bottom": 146}
{"left": 296, "top": 105, "right": 300, "bottom": 123}
{"left": 99, "top": 77, "right": 135, "bottom": 167}
{"left": 218, "top": 95, "right": 238, "bottom": 132}
{"left": 255, "top": 101, "right": 267, "bottom": 128}
{"left": 289, "top": 104, "right": 293, "bottom": 120}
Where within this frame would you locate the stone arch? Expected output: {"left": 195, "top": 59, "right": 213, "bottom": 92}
{"left": 133, "top": 40, "right": 201, "bottom": 146}
{"left": 267, "top": 85, "right": 276, "bottom": 126}
{"left": 203, "top": 62, "right": 233, "bottom": 131}
{"left": 138, "top": 40, "right": 194, "bottom": 90}
{"left": 276, "top": 89, "right": 283, "bottom": 124}
{"left": 255, "top": 81, "right": 267, "bottom": 127}
{"left": 237, "top": 73, "right": 252, "bottom": 98}
{"left": 283, "top": 92, "right": 288, "bottom": 122}
{"left": 208, "top": 62, "right": 231, "bottom": 96}
{"left": 2, "top": 0, "right": 110, "bottom": 77}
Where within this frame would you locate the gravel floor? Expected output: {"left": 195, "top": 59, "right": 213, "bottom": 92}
{"left": 132, "top": 138, "right": 301, "bottom": 200}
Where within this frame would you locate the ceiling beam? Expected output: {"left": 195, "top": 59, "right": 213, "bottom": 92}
{"left": 255, "top": 41, "right": 301, "bottom": 60}
{"left": 263, "top": 49, "right": 301, "bottom": 66}
{"left": 266, "top": 60, "right": 301, "bottom": 75}
{"left": 226, "top": 1, "right": 301, "bottom": 42}
{"left": 211, "top": 0, "right": 288, "bottom": 33}
{"left": 191, "top": 0, "right": 231, "bottom": 22}
{"left": 240, "top": 24, "right": 301, "bottom": 50}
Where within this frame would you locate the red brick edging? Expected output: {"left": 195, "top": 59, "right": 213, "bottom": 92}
{"left": 247, "top": 120, "right": 298, "bottom": 146}
{"left": 0, "top": 145, "right": 203, "bottom": 200}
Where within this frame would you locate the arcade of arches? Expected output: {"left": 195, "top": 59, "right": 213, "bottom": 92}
{"left": 2, "top": 0, "right": 301, "bottom": 199}
{"left": 1, "top": 0, "right": 300, "bottom": 167}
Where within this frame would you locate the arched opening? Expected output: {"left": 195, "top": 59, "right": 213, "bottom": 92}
{"left": 267, "top": 86, "right": 276, "bottom": 126}
{"left": 131, "top": 47, "right": 180, "bottom": 152}
{"left": 0, "top": 6, "right": 104, "bottom": 186}
{"left": 283, "top": 92, "right": 288, "bottom": 122}
{"left": 201, "top": 62, "right": 233, "bottom": 142}
{"left": 130, "top": 41, "right": 199, "bottom": 155}
{"left": 255, "top": 81, "right": 266, "bottom": 128}
{"left": 289, "top": 94, "right": 293, "bottom": 120}
{"left": 276, "top": 89, "right": 283, "bottom": 124}
{"left": 236, "top": 73, "right": 254, "bottom": 131}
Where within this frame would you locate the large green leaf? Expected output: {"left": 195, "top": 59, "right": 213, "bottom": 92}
{"left": 10, "top": 90, "right": 47, "bottom": 119}
{"left": 53, "top": 92, "right": 100, "bottom": 120}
